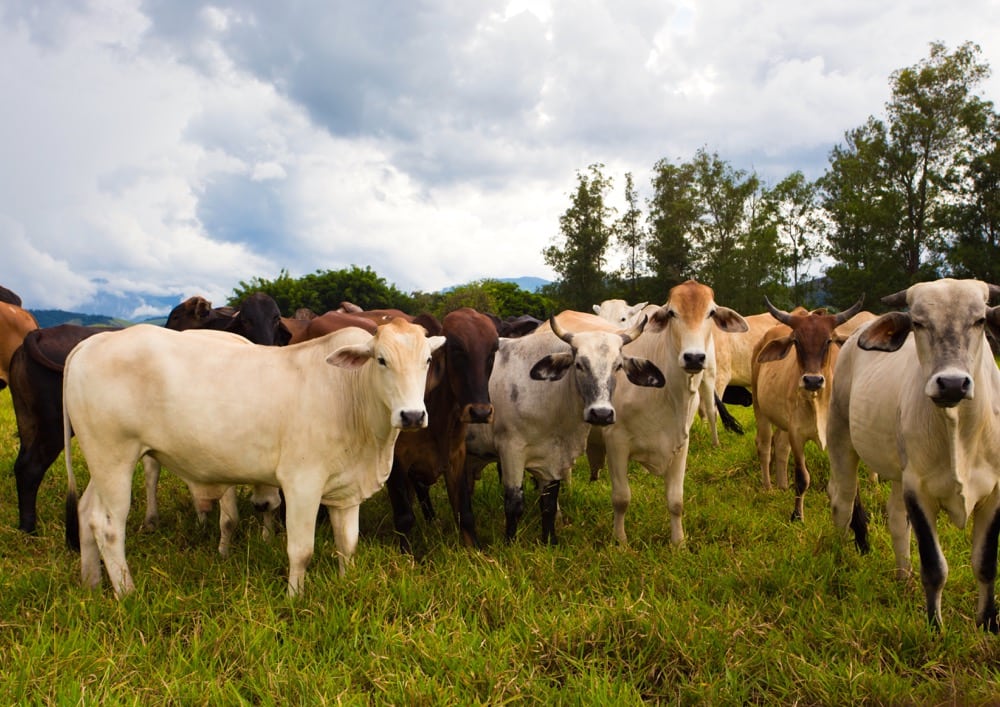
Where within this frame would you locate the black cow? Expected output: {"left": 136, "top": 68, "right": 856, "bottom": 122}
{"left": 166, "top": 292, "right": 283, "bottom": 345}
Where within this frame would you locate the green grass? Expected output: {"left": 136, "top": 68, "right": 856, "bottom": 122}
{"left": 1, "top": 389, "right": 999, "bottom": 704}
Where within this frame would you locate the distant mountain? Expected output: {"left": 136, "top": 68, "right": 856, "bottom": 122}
{"left": 497, "top": 276, "right": 550, "bottom": 293}
{"left": 29, "top": 310, "right": 133, "bottom": 328}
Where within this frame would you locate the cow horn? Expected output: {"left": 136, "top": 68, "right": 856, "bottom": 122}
{"left": 620, "top": 314, "right": 648, "bottom": 345}
{"left": 833, "top": 296, "right": 865, "bottom": 326}
{"left": 550, "top": 315, "right": 573, "bottom": 344}
{"left": 881, "top": 289, "right": 908, "bottom": 308}
{"left": 987, "top": 284, "right": 1000, "bottom": 303}
{"left": 764, "top": 297, "right": 794, "bottom": 325}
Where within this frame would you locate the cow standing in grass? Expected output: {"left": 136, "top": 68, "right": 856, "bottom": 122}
{"left": 64, "top": 320, "right": 444, "bottom": 597}
{"left": 827, "top": 278, "right": 1000, "bottom": 630}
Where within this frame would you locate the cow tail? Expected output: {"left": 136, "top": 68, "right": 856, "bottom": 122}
{"left": 63, "top": 371, "right": 80, "bottom": 553}
{"left": 715, "top": 393, "right": 744, "bottom": 435}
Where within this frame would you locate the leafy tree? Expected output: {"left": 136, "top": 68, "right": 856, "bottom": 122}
{"left": 646, "top": 157, "right": 697, "bottom": 299}
{"left": 614, "top": 172, "right": 647, "bottom": 301}
{"left": 543, "top": 164, "right": 616, "bottom": 310}
{"left": 231, "top": 265, "right": 413, "bottom": 314}
{"left": 946, "top": 116, "right": 1000, "bottom": 282}
{"left": 821, "top": 41, "right": 994, "bottom": 305}
{"left": 768, "top": 171, "right": 824, "bottom": 305}
{"left": 422, "top": 279, "right": 555, "bottom": 320}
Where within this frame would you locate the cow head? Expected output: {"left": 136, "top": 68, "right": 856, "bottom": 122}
{"left": 440, "top": 308, "right": 498, "bottom": 424}
{"left": 859, "top": 278, "right": 1000, "bottom": 408}
{"left": 228, "top": 292, "right": 283, "bottom": 346}
{"left": 757, "top": 297, "right": 864, "bottom": 393}
{"left": 647, "top": 280, "right": 748, "bottom": 373}
{"left": 327, "top": 318, "right": 446, "bottom": 429}
{"left": 593, "top": 299, "right": 649, "bottom": 327}
{"left": 529, "top": 314, "right": 665, "bottom": 426}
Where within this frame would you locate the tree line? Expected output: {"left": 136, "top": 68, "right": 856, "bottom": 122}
{"left": 234, "top": 42, "right": 998, "bottom": 320}
{"left": 545, "top": 41, "right": 1000, "bottom": 314}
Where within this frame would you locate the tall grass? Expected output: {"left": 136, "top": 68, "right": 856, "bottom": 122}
{"left": 0, "top": 389, "right": 998, "bottom": 704}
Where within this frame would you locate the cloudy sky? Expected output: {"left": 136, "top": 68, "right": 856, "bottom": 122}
{"left": 2, "top": 0, "right": 998, "bottom": 317}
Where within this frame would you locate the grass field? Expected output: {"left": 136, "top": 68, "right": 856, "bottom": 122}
{"left": 0, "top": 388, "right": 998, "bottom": 704}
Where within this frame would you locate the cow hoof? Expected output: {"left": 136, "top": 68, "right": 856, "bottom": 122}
{"left": 789, "top": 510, "right": 803, "bottom": 522}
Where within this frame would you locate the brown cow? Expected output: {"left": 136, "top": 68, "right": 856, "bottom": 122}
{"left": 385, "top": 308, "right": 498, "bottom": 551}
{"left": 0, "top": 299, "right": 39, "bottom": 390}
{"left": 287, "top": 311, "right": 378, "bottom": 344}
{"left": 751, "top": 298, "right": 863, "bottom": 521}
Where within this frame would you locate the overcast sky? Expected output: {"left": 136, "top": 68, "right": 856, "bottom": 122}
{"left": 2, "top": 0, "right": 998, "bottom": 317}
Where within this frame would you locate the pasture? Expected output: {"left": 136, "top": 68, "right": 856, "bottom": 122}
{"left": 0, "top": 390, "right": 998, "bottom": 704}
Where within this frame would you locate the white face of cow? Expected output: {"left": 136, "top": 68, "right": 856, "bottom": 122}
{"left": 860, "top": 279, "right": 1000, "bottom": 408}
{"left": 529, "top": 317, "right": 665, "bottom": 425}
{"left": 327, "top": 319, "right": 446, "bottom": 429}
{"left": 593, "top": 299, "right": 648, "bottom": 328}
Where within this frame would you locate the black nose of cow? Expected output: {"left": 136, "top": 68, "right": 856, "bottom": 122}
{"left": 586, "top": 407, "right": 616, "bottom": 426}
{"left": 932, "top": 375, "right": 972, "bottom": 407}
{"left": 682, "top": 352, "right": 706, "bottom": 371}
{"left": 801, "top": 375, "right": 825, "bottom": 391}
{"left": 399, "top": 410, "right": 427, "bottom": 429}
{"left": 463, "top": 403, "right": 494, "bottom": 424}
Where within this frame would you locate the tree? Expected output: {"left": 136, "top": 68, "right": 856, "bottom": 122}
{"left": 646, "top": 157, "right": 697, "bottom": 299}
{"left": 543, "top": 164, "right": 616, "bottom": 311}
{"left": 821, "top": 41, "right": 994, "bottom": 305}
{"left": 768, "top": 171, "right": 824, "bottom": 305}
{"left": 231, "top": 265, "right": 413, "bottom": 314}
{"left": 614, "top": 172, "right": 647, "bottom": 301}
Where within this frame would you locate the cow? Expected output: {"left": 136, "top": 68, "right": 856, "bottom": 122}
{"left": 0, "top": 300, "right": 39, "bottom": 390}
{"left": 386, "top": 308, "right": 498, "bottom": 551}
{"left": 64, "top": 319, "right": 445, "bottom": 598}
{"left": 166, "top": 292, "right": 284, "bottom": 346}
{"left": 9, "top": 324, "right": 281, "bottom": 547}
{"left": 0, "top": 285, "right": 23, "bottom": 306}
{"left": 287, "top": 311, "right": 378, "bottom": 344}
{"left": 827, "top": 278, "right": 1000, "bottom": 630}
{"left": 594, "top": 280, "right": 748, "bottom": 546}
{"left": 466, "top": 310, "right": 665, "bottom": 545}
{"left": 593, "top": 299, "right": 648, "bottom": 327}
{"left": 750, "top": 298, "right": 863, "bottom": 521}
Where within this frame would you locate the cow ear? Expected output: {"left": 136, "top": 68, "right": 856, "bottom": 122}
{"left": 712, "top": 307, "right": 749, "bottom": 333}
{"left": 986, "top": 306, "right": 1000, "bottom": 341}
{"left": 413, "top": 313, "right": 443, "bottom": 337}
{"left": 756, "top": 337, "right": 794, "bottom": 364}
{"left": 623, "top": 356, "right": 665, "bottom": 388}
{"left": 425, "top": 347, "right": 447, "bottom": 392}
{"left": 647, "top": 307, "right": 672, "bottom": 332}
{"left": 326, "top": 343, "right": 373, "bottom": 369}
{"left": 858, "top": 312, "right": 911, "bottom": 352}
{"left": 530, "top": 352, "right": 574, "bottom": 381}
{"left": 592, "top": 304, "right": 601, "bottom": 315}
{"left": 426, "top": 335, "right": 446, "bottom": 354}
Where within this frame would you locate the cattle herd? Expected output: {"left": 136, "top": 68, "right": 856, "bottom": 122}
{"left": 0, "top": 278, "right": 998, "bottom": 631}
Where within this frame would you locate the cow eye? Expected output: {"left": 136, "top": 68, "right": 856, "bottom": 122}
{"left": 377, "top": 356, "right": 387, "bottom": 367}
{"left": 974, "top": 317, "right": 986, "bottom": 327}
{"left": 911, "top": 321, "right": 925, "bottom": 330}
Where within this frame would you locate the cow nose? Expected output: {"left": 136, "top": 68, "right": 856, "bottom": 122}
{"left": 586, "top": 407, "right": 616, "bottom": 426}
{"left": 399, "top": 410, "right": 427, "bottom": 429}
{"left": 463, "top": 403, "right": 494, "bottom": 424}
{"left": 932, "top": 374, "right": 972, "bottom": 407}
{"left": 801, "top": 375, "right": 825, "bottom": 391}
{"left": 682, "top": 352, "right": 706, "bottom": 371}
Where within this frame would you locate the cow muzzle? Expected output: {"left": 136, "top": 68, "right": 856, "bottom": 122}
{"left": 800, "top": 374, "right": 825, "bottom": 392}
{"left": 397, "top": 409, "right": 428, "bottom": 429}
{"left": 461, "top": 403, "right": 494, "bottom": 424}
{"left": 927, "top": 372, "right": 973, "bottom": 408}
{"left": 680, "top": 350, "right": 706, "bottom": 373}
{"left": 585, "top": 406, "right": 616, "bottom": 426}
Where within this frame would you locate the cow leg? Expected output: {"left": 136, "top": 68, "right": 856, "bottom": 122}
{"left": 789, "top": 439, "right": 809, "bottom": 522}
{"left": 140, "top": 455, "right": 160, "bottom": 530}
{"left": 444, "top": 448, "right": 479, "bottom": 549}
{"left": 698, "top": 376, "right": 720, "bottom": 447}
{"left": 414, "top": 479, "right": 436, "bottom": 521}
{"left": 327, "top": 504, "right": 361, "bottom": 577}
{"left": 385, "top": 462, "right": 416, "bottom": 553}
{"left": 282, "top": 489, "right": 321, "bottom": 597}
{"left": 772, "top": 430, "right": 791, "bottom": 490}
{"left": 13, "top": 424, "right": 66, "bottom": 534}
{"left": 539, "top": 480, "right": 561, "bottom": 546}
{"left": 586, "top": 428, "right": 605, "bottom": 482}
{"left": 754, "top": 415, "right": 774, "bottom": 490}
{"left": 886, "top": 482, "right": 912, "bottom": 578}
{"left": 904, "top": 490, "right": 947, "bottom": 629}
{"left": 250, "top": 485, "right": 281, "bottom": 541}
{"left": 826, "top": 412, "right": 861, "bottom": 537}
{"left": 76, "top": 486, "right": 104, "bottom": 590}
{"left": 499, "top": 449, "right": 526, "bottom": 543}
{"left": 606, "top": 439, "right": 632, "bottom": 545}
{"left": 216, "top": 487, "right": 240, "bottom": 557}
{"left": 663, "top": 437, "right": 691, "bottom": 546}
{"left": 85, "top": 468, "right": 136, "bottom": 598}
{"left": 971, "top": 494, "right": 1000, "bottom": 633}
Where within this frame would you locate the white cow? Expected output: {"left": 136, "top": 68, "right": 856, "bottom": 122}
{"left": 596, "top": 280, "right": 748, "bottom": 546}
{"left": 63, "top": 320, "right": 444, "bottom": 598}
{"left": 466, "top": 310, "right": 664, "bottom": 544}
{"left": 827, "top": 278, "right": 1000, "bottom": 630}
